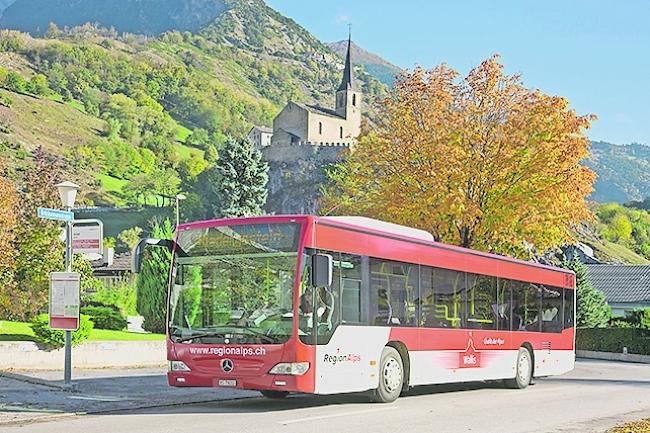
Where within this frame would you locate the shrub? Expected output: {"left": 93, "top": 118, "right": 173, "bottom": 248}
{"left": 86, "top": 281, "right": 137, "bottom": 316}
{"left": 576, "top": 328, "right": 650, "bottom": 355}
{"left": 609, "top": 319, "right": 633, "bottom": 329}
{"left": 0, "top": 94, "right": 12, "bottom": 108}
{"left": 80, "top": 306, "right": 127, "bottom": 330}
{"left": 626, "top": 308, "right": 650, "bottom": 330}
{"left": 30, "top": 314, "right": 94, "bottom": 349}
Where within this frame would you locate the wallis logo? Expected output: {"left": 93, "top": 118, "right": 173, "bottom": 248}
{"left": 458, "top": 337, "right": 481, "bottom": 368}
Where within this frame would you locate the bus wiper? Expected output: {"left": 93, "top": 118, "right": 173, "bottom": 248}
{"left": 175, "top": 327, "right": 278, "bottom": 344}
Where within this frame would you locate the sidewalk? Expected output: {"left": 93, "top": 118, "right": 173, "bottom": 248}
{"left": 0, "top": 367, "right": 257, "bottom": 426}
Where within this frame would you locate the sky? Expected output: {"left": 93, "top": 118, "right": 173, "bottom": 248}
{"left": 267, "top": 0, "right": 650, "bottom": 145}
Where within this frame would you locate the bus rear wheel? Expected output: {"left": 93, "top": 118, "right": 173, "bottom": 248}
{"left": 505, "top": 347, "right": 533, "bottom": 389}
{"left": 372, "top": 346, "right": 404, "bottom": 403}
{"left": 260, "top": 390, "right": 289, "bottom": 399}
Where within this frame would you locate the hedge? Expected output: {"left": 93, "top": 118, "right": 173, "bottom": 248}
{"left": 576, "top": 328, "right": 650, "bottom": 355}
{"left": 80, "top": 306, "right": 128, "bottom": 330}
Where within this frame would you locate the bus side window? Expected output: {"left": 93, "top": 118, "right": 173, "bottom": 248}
{"left": 512, "top": 281, "right": 542, "bottom": 332}
{"left": 496, "top": 278, "right": 513, "bottom": 331}
{"left": 370, "top": 258, "right": 418, "bottom": 327}
{"left": 563, "top": 288, "right": 575, "bottom": 329}
{"left": 422, "top": 267, "right": 464, "bottom": 328}
{"left": 541, "top": 286, "right": 563, "bottom": 333}
{"left": 339, "top": 253, "right": 362, "bottom": 324}
{"left": 466, "top": 273, "right": 497, "bottom": 330}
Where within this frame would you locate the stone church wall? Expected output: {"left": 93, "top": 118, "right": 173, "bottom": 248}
{"left": 271, "top": 102, "right": 308, "bottom": 144}
{"left": 306, "top": 112, "right": 353, "bottom": 145}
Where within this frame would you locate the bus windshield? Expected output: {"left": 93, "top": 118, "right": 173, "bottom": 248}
{"left": 169, "top": 222, "right": 301, "bottom": 345}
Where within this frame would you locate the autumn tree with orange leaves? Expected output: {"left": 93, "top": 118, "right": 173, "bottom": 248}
{"left": 0, "top": 162, "right": 18, "bottom": 316}
{"left": 323, "top": 56, "right": 596, "bottom": 258}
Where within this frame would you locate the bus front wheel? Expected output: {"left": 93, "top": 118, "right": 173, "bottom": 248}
{"left": 372, "top": 346, "right": 404, "bottom": 403}
{"left": 505, "top": 347, "right": 533, "bottom": 389}
{"left": 260, "top": 390, "right": 289, "bottom": 399}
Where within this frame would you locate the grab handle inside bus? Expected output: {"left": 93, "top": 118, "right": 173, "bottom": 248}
{"left": 311, "top": 253, "right": 333, "bottom": 288}
{"left": 132, "top": 238, "right": 177, "bottom": 273}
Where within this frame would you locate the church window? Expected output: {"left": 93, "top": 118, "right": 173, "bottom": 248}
{"left": 352, "top": 94, "right": 356, "bottom": 106}
{"left": 340, "top": 126, "right": 343, "bottom": 139}
{"left": 319, "top": 122, "right": 323, "bottom": 135}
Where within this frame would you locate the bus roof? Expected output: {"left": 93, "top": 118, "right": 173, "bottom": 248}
{"left": 313, "top": 215, "right": 574, "bottom": 276}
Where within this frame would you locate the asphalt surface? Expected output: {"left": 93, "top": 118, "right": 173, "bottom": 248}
{"left": 1, "top": 359, "right": 649, "bottom": 433}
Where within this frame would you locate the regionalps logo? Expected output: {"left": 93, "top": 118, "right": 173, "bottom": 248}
{"left": 323, "top": 348, "right": 361, "bottom": 365}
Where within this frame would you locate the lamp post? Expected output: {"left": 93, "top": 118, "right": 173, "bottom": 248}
{"left": 55, "top": 181, "right": 79, "bottom": 386}
{"left": 175, "top": 193, "right": 186, "bottom": 228}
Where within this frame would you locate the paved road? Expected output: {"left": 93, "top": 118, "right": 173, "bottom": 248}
{"left": 2, "top": 359, "right": 649, "bottom": 433}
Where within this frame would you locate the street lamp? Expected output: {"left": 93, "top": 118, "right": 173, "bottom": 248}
{"left": 175, "top": 193, "right": 187, "bottom": 228}
{"left": 55, "top": 181, "right": 79, "bottom": 387}
{"left": 55, "top": 181, "right": 79, "bottom": 211}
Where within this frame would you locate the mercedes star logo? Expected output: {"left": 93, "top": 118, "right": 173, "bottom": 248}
{"left": 221, "top": 359, "right": 234, "bottom": 373}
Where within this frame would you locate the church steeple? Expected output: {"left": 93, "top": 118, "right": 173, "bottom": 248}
{"left": 337, "top": 31, "right": 356, "bottom": 91}
{"left": 335, "top": 29, "right": 361, "bottom": 138}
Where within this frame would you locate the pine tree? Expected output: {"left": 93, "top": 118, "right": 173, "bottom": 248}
{"left": 136, "top": 218, "right": 173, "bottom": 333}
{"left": 563, "top": 256, "right": 610, "bottom": 328}
{"left": 211, "top": 136, "right": 269, "bottom": 218}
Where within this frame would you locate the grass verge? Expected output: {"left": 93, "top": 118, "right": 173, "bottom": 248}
{"left": 0, "top": 320, "right": 165, "bottom": 343}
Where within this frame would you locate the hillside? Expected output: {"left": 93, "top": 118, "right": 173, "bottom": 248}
{"left": 328, "top": 40, "right": 402, "bottom": 87}
{"left": 0, "top": 0, "right": 385, "bottom": 213}
{"left": 0, "top": 0, "right": 227, "bottom": 35}
{"left": 586, "top": 141, "right": 650, "bottom": 203}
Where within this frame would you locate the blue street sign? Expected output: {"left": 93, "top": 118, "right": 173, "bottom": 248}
{"left": 38, "top": 207, "right": 74, "bottom": 222}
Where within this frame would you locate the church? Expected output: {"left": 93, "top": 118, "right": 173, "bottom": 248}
{"left": 248, "top": 36, "right": 362, "bottom": 150}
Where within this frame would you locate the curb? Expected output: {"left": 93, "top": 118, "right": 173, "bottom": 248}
{"left": 0, "top": 393, "right": 259, "bottom": 427}
{"left": 577, "top": 350, "right": 650, "bottom": 364}
{"left": 0, "top": 371, "right": 76, "bottom": 391}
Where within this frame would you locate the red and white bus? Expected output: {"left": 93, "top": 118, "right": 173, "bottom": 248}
{"left": 135, "top": 215, "right": 575, "bottom": 403}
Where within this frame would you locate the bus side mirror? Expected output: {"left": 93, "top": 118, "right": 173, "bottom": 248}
{"left": 311, "top": 254, "right": 333, "bottom": 288}
{"left": 132, "top": 238, "right": 176, "bottom": 273}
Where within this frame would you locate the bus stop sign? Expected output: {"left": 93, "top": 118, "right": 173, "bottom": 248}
{"left": 49, "top": 272, "right": 81, "bottom": 331}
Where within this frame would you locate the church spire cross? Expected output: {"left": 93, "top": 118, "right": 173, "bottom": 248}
{"left": 337, "top": 30, "right": 356, "bottom": 92}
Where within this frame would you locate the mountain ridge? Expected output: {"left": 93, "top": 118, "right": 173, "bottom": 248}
{"left": 586, "top": 141, "right": 650, "bottom": 203}
{"left": 0, "top": 0, "right": 228, "bottom": 35}
{"left": 327, "top": 40, "right": 402, "bottom": 87}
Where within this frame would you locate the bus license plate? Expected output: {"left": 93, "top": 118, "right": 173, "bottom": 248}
{"left": 218, "top": 379, "right": 236, "bottom": 387}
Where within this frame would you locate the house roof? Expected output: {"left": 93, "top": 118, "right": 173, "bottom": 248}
{"left": 294, "top": 102, "right": 344, "bottom": 120}
{"left": 586, "top": 265, "right": 650, "bottom": 303}
{"left": 91, "top": 252, "right": 132, "bottom": 273}
{"left": 249, "top": 125, "right": 273, "bottom": 134}
{"left": 275, "top": 128, "right": 301, "bottom": 140}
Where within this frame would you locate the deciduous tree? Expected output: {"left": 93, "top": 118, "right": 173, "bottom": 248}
{"left": 10, "top": 148, "right": 65, "bottom": 320}
{"left": 0, "top": 163, "right": 18, "bottom": 319}
{"left": 324, "top": 56, "right": 596, "bottom": 258}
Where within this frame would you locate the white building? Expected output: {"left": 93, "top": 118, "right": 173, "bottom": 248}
{"left": 248, "top": 126, "right": 273, "bottom": 149}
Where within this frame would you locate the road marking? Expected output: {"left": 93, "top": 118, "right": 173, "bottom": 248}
{"left": 68, "top": 395, "right": 131, "bottom": 402}
{"left": 278, "top": 405, "right": 399, "bottom": 425}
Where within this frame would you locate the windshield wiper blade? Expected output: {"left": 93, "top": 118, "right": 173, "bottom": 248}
{"left": 175, "top": 327, "right": 278, "bottom": 344}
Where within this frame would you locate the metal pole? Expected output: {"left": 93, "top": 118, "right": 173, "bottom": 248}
{"left": 175, "top": 196, "right": 180, "bottom": 228}
{"left": 64, "top": 207, "right": 72, "bottom": 386}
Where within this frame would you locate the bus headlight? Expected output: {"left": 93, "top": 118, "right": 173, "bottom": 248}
{"left": 269, "top": 362, "right": 310, "bottom": 376}
{"left": 169, "top": 360, "right": 191, "bottom": 372}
